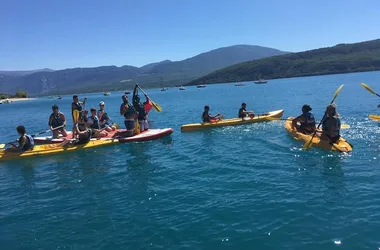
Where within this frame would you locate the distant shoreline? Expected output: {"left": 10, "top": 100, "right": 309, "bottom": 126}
{"left": 0, "top": 98, "right": 36, "bottom": 103}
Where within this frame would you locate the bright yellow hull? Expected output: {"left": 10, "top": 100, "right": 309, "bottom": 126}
{"left": 181, "top": 110, "right": 284, "bottom": 132}
{"left": 285, "top": 117, "right": 353, "bottom": 152}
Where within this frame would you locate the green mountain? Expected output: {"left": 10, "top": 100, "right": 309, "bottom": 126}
{"left": 0, "top": 45, "right": 288, "bottom": 96}
{"left": 189, "top": 39, "right": 380, "bottom": 85}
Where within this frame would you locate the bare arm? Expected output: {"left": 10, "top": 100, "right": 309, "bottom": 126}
{"left": 61, "top": 113, "right": 66, "bottom": 126}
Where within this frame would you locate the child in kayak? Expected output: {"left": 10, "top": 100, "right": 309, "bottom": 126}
{"left": 238, "top": 103, "right": 255, "bottom": 119}
{"left": 202, "top": 105, "right": 221, "bottom": 123}
{"left": 320, "top": 104, "right": 341, "bottom": 143}
{"left": 292, "top": 104, "right": 316, "bottom": 134}
{"left": 7, "top": 126, "right": 35, "bottom": 152}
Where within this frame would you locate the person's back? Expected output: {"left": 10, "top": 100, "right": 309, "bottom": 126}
{"left": 292, "top": 104, "right": 316, "bottom": 134}
{"left": 322, "top": 104, "right": 341, "bottom": 142}
{"left": 299, "top": 111, "right": 316, "bottom": 134}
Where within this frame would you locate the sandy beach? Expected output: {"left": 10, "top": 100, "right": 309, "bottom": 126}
{"left": 0, "top": 98, "right": 36, "bottom": 103}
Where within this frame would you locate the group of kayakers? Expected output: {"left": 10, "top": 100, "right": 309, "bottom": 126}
{"left": 201, "top": 101, "right": 341, "bottom": 143}
{"left": 292, "top": 104, "right": 341, "bottom": 143}
{"left": 202, "top": 103, "right": 255, "bottom": 123}
{"left": 7, "top": 87, "right": 153, "bottom": 152}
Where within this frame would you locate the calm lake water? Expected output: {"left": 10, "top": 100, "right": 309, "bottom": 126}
{"left": 1, "top": 71, "right": 380, "bottom": 250}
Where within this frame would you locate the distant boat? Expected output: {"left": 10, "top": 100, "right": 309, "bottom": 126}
{"left": 160, "top": 86, "right": 168, "bottom": 91}
{"left": 235, "top": 83, "right": 246, "bottom": 86}
{"left": 254, "top": 79, "right": 267, "bottom": 84}
{"left": 57, "top": 95, "right": 62, "bottom": 100}
{"left": 125, "top": 90, "right": 130, "bottom": 95}
{"left": 179, "top": 85, "right": 186, "bottom": 90}
{"left": 103, "top": 92, "right": 111, "bottom": 96}
{"left": 196, "top": 85, "right": 206, "bottom": 88}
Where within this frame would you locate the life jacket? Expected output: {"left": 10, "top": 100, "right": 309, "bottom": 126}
{"left": 88, "top": 115, "right": 100, "bottom": 129}
{"left": 20, "top": 134, "right": 34, "bottom": 151}
{"left": 299, "top": 112, "right": 315, "bottom": 128}
{"left": 202, "top": 111, "right": 210, "bottom": 123}
{"left": 138, "top": 103, "right": 147, "bottom": 120}
{"left": 123, "top": 102, "right": 135, "bottom": 119}
{"left": 72, "top": 102, "right": 82, "bottom": 112}
{"left": 50, "top": 112, "right": 64, "bottom": 128}
{"left": 322, "top": 117, "right": 341, "bottom": 136}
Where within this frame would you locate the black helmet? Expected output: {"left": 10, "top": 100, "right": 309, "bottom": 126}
{"left": 52, "top": 104, "right": 59, "bottom": 110}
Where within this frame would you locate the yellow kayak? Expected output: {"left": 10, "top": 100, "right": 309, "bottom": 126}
{"left": 285, "top": 117, "right": 352, "bottom": 152}
{"left": 181, "top": 110, "right": 284, "bottom": 132}
{"left": 0, "top": 139, "right": 116, "bottom": 161}
{"left": 369, "top": 114, "right": 380, "bottom": 121}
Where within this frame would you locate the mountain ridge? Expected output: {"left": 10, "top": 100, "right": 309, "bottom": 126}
{"left": 0, "top": 44, "right": 288, "bottom": 96}
{"left": 188, "top": 39, "right": 380, "bottom": 85}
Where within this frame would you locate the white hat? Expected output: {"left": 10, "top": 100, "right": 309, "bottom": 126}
{"left": 99, "top": 101, "right": 105, "bottom": 105}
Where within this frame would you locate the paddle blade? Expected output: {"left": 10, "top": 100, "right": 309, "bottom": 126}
{"left": 302, "top": 139, "right": 313, "bottom": 150}
{"left": 332, "top": 84, "right": 344, "bottom": 103}
{"left": 341, "top": 124, "right": 350, "bottom": 129}
{"left": 73, "top": 110, "right": 80, "bottom": 123}
{"left": 0, "top": 144, "right": 5, "bottom": 149}
{"left": 369, "top": 114, "right": 380, "bottom": 121}
{"left": 134, "top": 120, "right": 140, "bottom": 134}
{"left": 113, "top": 123, "right": 120, "bottom": 129}
{"left": 152, "top": 101, "right": 162, "bottom": 112}
{"left": 361, "top": 82, "right": 377, "bottom": 95}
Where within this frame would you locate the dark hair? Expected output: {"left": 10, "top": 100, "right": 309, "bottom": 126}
{"left": 16, "top": 125, "right": 26, "bottom": 134}
{"left": 242, "top": 102, "right": 246, "bottom": 106}
{"left": 122, "top": 95, "right": 128, "bottom": 101}
{"left": 73, "top": 95, "right": 78, "bottom": 100}
{"left": 52, "top": 104, "right": 59, "bottom": 110}
{"left": 302, "top": 104, "right": 312, "bottom": 112}
{"left": 90, "top": 108, "right": 96, "bottom": 112}
{"left": 204, "top": 105, "right": 210, "bottom": 109}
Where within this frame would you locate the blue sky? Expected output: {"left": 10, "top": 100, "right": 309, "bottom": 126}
{"left": 1, "top": 0, "right": 379, "bottom": 70}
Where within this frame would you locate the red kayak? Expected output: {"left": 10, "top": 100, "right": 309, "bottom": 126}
{"left": 34, "top": 128, "right": 173, "bottom": 144}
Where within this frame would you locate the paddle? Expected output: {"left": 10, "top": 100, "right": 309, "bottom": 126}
{"left": 361, "top": 83, "right": 380, "bottom": 98}
{"left": 137, "top": 85, "right": 162, "bottom": 112}
{"left": 73, "top": 110, "right": 80, "bottom": 124}
{"left": 302, "top": 84, "right": 344, "bottom": 150}
{"left": 105, "top": 118, "right": 120, "bottom": 129}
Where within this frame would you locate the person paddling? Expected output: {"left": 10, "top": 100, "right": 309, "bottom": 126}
{"left": 238, "top": 102, "right": 255, "bottom": 119}
{"left": 71, "top": 95, "right": 87, "bottom": 138}
{"left": 292, "top": 104, "right": 316, "bottom": 134}
{"left": 320, "top": 104, "right": 341, "bottom": 143}
{"left": 120, "top": 95, "right": 136, "bottom": 136}
{"left": 7, "top": 126, "right": 35, "bottom": 152}
{"left": 48, "top": 105, "right": 68, "bottom": 138}
{"left": 202, "top": 105, "right": 221, "bottom": 123}
{"left": 134, "top": 94, "right": 149, "bottom": 132}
